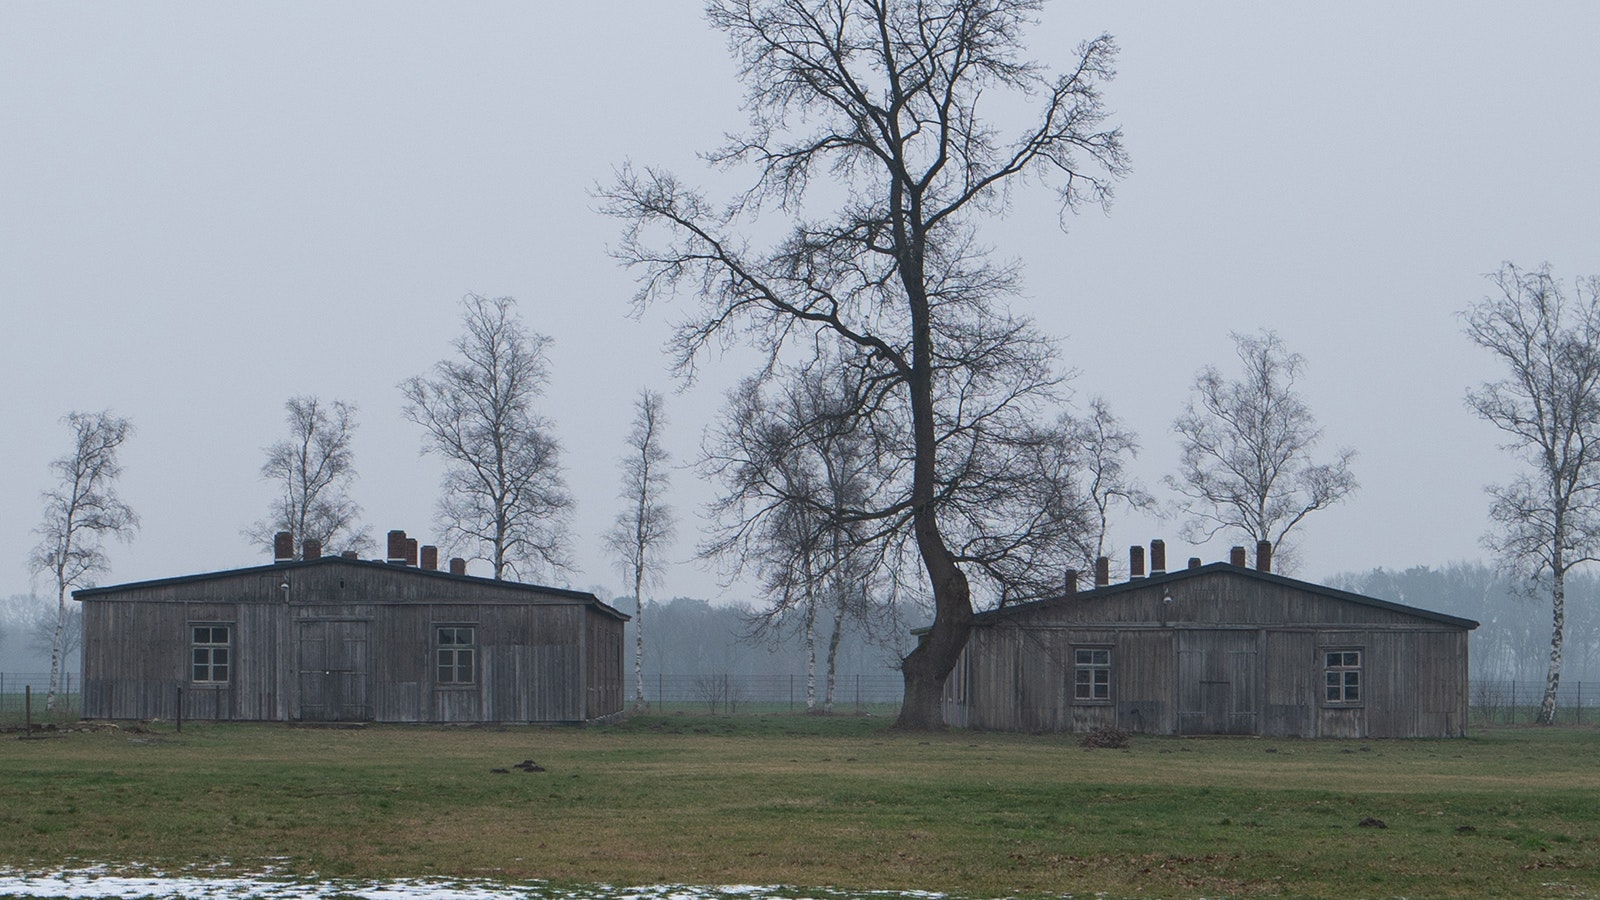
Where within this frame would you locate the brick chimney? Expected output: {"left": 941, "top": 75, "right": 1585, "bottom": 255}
{"left": 387, "top": 530, "right": 407, "bottom": 565}
{"left": 421, "top": 545, "right": 439, "bottom": 571}
{"left": 1188, "top": 557, "right": 1202, "bottom": 569}
{"left": 405, "top": 538, "right": 419, "bottom": 567}
{"left": 1063, "top": 569, "right": 1078, "bottom": 595}
{"left": 1095, "top": 556, "right": 1110, "bottom": 587}
{"left": 449, "top": 557, "right": 467, "bottom": 576}
{"left": 1256, "top": 540, "right": 1273, "bottom": 573}
{"left": 274, "top": 531, "right": 294, "bottom": 564}
{"left": 341, "top": 550, "right": 358, "bottom": 559}
{"left": 1229, "top": 545, "right": 1248, "bottom": 567}
{"left": 1129, "top": 545, "right": 1145, "bottom": 580}
{"left": 302, "top": 539, "right": 321, "bottom": 561}
{"left": 1150, "top": 539, "right": 1166, "bottom": 575}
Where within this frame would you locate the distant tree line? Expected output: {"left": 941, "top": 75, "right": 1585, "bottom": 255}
{"left": 1329, "top": 563, "right": 1600, "bottom": 685}
{"left": 617, "top": 595, "right": 924, "bottom": 703}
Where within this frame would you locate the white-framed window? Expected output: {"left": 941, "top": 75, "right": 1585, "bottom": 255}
{"left": 1073, "top": 646, "right": 1112, "bottom": 703}
{"left": 191, "top": 624, "right": 231, "bottom": 684}
{"left": 1324, "top": 649, "right": 1362, "bottom": 705}
{"left": 436, "top": 625, "right": 476, "bottom": 686}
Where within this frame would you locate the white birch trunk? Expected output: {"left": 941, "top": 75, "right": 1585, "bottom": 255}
{"left": 633, "top": 562, "right": 647, "bottom": 711}
{"left": 803, "top": 592, "right": 817, "bottom": 712}
{"left": 1539, "top": 559, "right": 1566, "bottom": 724}
{"left": 45, "top": 574, "right": 67, "bottom": 712}
{"left": 823, "top": 591, "right": 845, "bottom": 714}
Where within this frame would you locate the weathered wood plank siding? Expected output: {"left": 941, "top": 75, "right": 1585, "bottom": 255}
{"left": 941, "top": 563, "right": 1476, "bottom": 739}
{"left": 585, "top": 609, "right": 624, "bottom": 720}
{"left": 77, "top": 557, "right": 627, "bottom": 724}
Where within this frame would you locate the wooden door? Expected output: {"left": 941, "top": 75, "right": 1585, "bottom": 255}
{"left": 297, "top": 619, "right": 373, "bottom": 722}
{"left": 1178, "top": 631, "right": 1259, "bottom": 735}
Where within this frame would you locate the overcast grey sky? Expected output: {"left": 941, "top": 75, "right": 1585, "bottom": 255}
{"left": 3, "top": 3, "right": 1598, "bottom": 605}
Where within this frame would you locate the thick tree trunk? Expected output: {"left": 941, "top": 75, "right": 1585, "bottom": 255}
{"left": 895, "top": 564, "right": 973, "bottom": 729}
{"left": 892, "top": 235, "right": 975, "bottom": 729}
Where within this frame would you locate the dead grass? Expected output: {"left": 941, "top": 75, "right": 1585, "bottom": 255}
{"left": 2, "top": 717, "right": 1598, "bottom": 898}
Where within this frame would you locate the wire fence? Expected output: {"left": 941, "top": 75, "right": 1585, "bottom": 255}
{"left": 1468, "top": 678, "right": 1599, "bottom": 726}
{"left": 4, "top": 672, "right": 1598, "bottom": 728}
{"left": 0, "top": 672, "right": 81, "bottom": 727}
{"left": 629, "top": 672, "right": 905, "bottom": 716}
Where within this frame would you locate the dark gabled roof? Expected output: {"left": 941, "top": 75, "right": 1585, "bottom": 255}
{"left": 974, "top": 562, "right": 1480, "bottom": 630}
{"left": 73, "top": 555, "right": 630, "bottom": 621}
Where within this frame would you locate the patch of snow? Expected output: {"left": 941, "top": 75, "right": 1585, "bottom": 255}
{"left": 0, "top": 869, "right": 962, "bottom": 900}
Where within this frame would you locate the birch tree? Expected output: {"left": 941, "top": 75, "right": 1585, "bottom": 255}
{"left": 401, "top": 294, "right": 574, "bottom": 580}
{"left": 605, "top": 389, "right": 676, "bottom": 711}
{"left": 28, "top": 411, "right": 139, "bottom": 710}
{"left": 248, "top": 395, "right": 369, "bottom": 556}
{"left": 703, "top": 364, "right": 902, "bottom": 712}
{"left": 601, "top": 0, "right": 1127, "bottom": 728}
{"left": 1166, "top": 330, "right": 1357, "bottom": 571}
{"left": 1464, "top": 262, "right": 1600, "bottom": 724}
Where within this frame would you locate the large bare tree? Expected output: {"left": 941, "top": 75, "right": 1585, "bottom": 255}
{"left": 1464, "top": 262, "right": 1600, "bottom": 724}
{"left": 601, "top": 0, "right": 1126, "bottom": 728}
{"left": 248, "top": 396, "right": 369, "bottom": 557}
{"left": 28, "top": 411, "right": 138, "bottom": 710}
{"left": 605, "top": 389, "right": 677, "bottom": 711}
{"left": 402, "top": 294, "right": 574, "bottom": 581}
{"left": 1166, "top": 330, "right": 1357, "bottom": 571}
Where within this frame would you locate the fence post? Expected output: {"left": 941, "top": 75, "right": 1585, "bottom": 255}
{"left": 25, "top": 685, "right": 33, "bottom": 735}
{"left": 176, "top": 686, "right": 183, "bottom": 734}
{"left": 1510, "top": 681, "right": 1516, "bottom": 726}
{"left": 789, "top": 674, "right": 794, "bottom": 712}
{"left": 658, "top": 673, "right": 663, "bottom": 713}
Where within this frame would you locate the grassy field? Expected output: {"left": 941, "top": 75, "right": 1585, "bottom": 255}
{"left": 2, "top": 716, "right": 1598, "bottom": 899}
